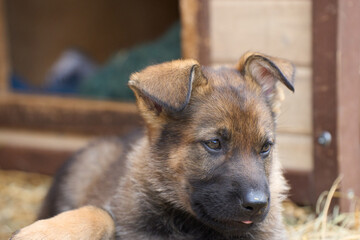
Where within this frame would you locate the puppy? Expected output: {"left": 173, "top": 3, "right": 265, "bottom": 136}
{"left": 11, "top": 52, "right": 295, "bottom": 240}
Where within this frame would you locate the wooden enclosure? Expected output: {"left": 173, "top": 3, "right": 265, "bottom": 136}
{"left": 5, "top": 0, "right": 179, "bottom": 85}
{"left": 180, "top": 0, "right": 360, "bottom": 209}
{"left": 0, "top": 0, "right": 181, "bottom": 173}
{"left": 0, "top": 0, "right": 359, "bottom": 209}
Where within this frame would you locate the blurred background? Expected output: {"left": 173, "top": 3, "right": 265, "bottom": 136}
{"left": 0, "top": 0, "right": 359, "bottom": 239}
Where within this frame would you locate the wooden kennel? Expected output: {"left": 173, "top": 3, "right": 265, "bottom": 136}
{"left": 1, "top": 0, "right": 359, "bottom": 209}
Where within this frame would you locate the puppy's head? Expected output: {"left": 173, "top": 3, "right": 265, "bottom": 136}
{"left": 129, "top": 52, "right": 295, "bottom": 236}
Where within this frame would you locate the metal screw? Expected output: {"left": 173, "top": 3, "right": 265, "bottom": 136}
{"left": 347, "top": 189, "right": 355, "bottom": 200}
{"left": 318, "top": 131, "right": 332, "bottom": 146}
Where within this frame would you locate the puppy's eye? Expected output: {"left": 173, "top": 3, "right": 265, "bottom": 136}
{"left": 260, "top": 142, "right": 272, "bottom": 157}
{"left": 203, "top": 139, "right": 222, "bottom": 152}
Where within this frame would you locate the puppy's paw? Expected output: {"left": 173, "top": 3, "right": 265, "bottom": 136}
{"left": 9, "top": 219, "right": 65, "bottom": 240}
{"left": 10, "top": 206, "right": 115, "bottom": 240}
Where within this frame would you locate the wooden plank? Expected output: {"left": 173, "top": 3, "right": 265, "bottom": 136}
{"left": 312, "top": 0, "right": 339, "bottom": 207}
{"left": 210, "top": 0, "right": 311, "bottom": 66}
{"left": 0, "top": 129, "right": 91, "bottom": 151}
{"left": 312, "top": 0, "right": 360, "bottom": 210}
{"left": 0, "top": 145, "right": 72, "bottom": 175}
{"left": 277, "top": 67, "right": 312, "bottom": 135}
{"left": 336, "top": 0, "right": 360, "bottom": 210}
{"left": 197, "top": 0, "right": 210, "bottom": 65}
{"left": 277, "top": 133, "right": 313, "bottom": 171}
{"left": 0, "top": 130, "right": 90, "bottom": 175}
{"left": 284, "top": 170, "right": 313, "bottom": 205}
{"left": 0, "top": 93, "right": 142, "bottom": 136}
{"left": 180, "top": 0, "right": 210, "bottom": 65}
{"left": 180, "top": 0, "right": 200, "bottom": 60}
{"left": 0, "top": 0, "right": 9, "bottom": 94}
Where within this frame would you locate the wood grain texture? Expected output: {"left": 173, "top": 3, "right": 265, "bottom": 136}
{"left": 312, "top": 0, "right": 360, "bottom": 210}
{"left": 0, "top": 0, "right": 9, "bottom": 94}
{"left": 180, "top": 0, "right": 210, "bottom": 65}
{"left": 0, "top": 129, "right": 91, "bottom": 151}
{"left": 336, "top": 0, "right": 360, "bottom": 210}
{"left": 0, "top": 94, "right": 142, "bottom": 136}
{"left": 210, "top": 0, "right": 311, "bottom": 66}
{"left": 0, "top": 145, "right": 72, "bottom": 175}
{"left": 277, "top": 67, "right": 312, "bottom": 135}
{"left": 312, "top": 0, "right": 339, "bottom": 207}
{"left": 180, "top": 0, "right": 200, "bottom": 60}
{"left": 197, "top": 0, "right": 210, "bottom": 65}
{"left": 277, "top": 133, "right": 313, "bottom": 171}
{"left": 284, "top": 170, "right": 313, "bottom": 205}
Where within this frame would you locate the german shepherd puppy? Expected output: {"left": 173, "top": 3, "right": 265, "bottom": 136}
{"left": 11, "top": 52, "right": 295, "bottom": 240}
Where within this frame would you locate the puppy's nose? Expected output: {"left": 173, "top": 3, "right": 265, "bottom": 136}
{"left": 241, "top": 190, "right": 268, "bottom": 214}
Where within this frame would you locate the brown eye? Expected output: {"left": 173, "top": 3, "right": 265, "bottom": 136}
{"left": 203, "top": 139, "right": 222, "bottom": 152}
{"left": 260, "top": 141, "right": 272, "bottom": 157}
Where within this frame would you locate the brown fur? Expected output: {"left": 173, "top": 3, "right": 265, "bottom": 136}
{"left": 11, "top": 52, "right": 295, "bottom": 240}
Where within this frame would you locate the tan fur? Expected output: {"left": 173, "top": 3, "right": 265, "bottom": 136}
{"left": 11, "top": 52, "right": 295, "bottom": 240}
{"left": 11, "top": 206, "right": 115, "bottom": 240}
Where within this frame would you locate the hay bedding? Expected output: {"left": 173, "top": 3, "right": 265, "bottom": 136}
{"left": 0, "top": 171, "right": 359, "bottom": 240}
{"left": 284, "top": 177, "right": 360, "bottom": 240}
{"left": 0, "top": 170, "right": 51, "bottom": 239}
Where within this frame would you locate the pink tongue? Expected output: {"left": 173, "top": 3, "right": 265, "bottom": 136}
{"left": 241, "top": 221, "right": 253, "bottom": 225}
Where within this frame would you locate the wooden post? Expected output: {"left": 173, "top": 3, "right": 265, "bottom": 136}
{"left": 0, "top": 0, "right": 9, "bottom": 94}
{"left": 180, "top": 0, "right": 210, "bottom": 65}
{"left": 312, "top": 0, "right": 360, "bottom": 210}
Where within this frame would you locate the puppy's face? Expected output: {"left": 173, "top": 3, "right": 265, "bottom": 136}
{"left": 129, "top": 53, "right": 294, "bottom": 236}
{"left": 183, "top": 68, "right": 274, "bottom": 233}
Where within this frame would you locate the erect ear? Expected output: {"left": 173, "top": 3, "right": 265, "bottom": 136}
{"left": 129, "top": 59, "right": 206, "bottom": 118}
{"left": 236, "top": 52, "right": 295, "bottom": 114}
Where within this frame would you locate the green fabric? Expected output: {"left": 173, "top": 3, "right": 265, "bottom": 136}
{"left": 79, "top": 22, "right": 181, "bottom": 101}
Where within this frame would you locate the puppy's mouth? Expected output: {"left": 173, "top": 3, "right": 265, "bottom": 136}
{"left": 191, "top": 202, "right": 259, "bottom": 231}
{"left": 240, "top": 220, "right": 253, "bottom": 225}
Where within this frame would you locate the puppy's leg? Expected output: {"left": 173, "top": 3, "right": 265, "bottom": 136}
{"left": 10, "top": 206, "right": 115, "bottom": 240}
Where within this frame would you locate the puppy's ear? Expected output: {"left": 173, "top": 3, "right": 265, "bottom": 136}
{"left": 129, "top": 59, "right": 206, "bottom": 120}
{"left": 236, "top": 52, "right": 295, "bottom": 115}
